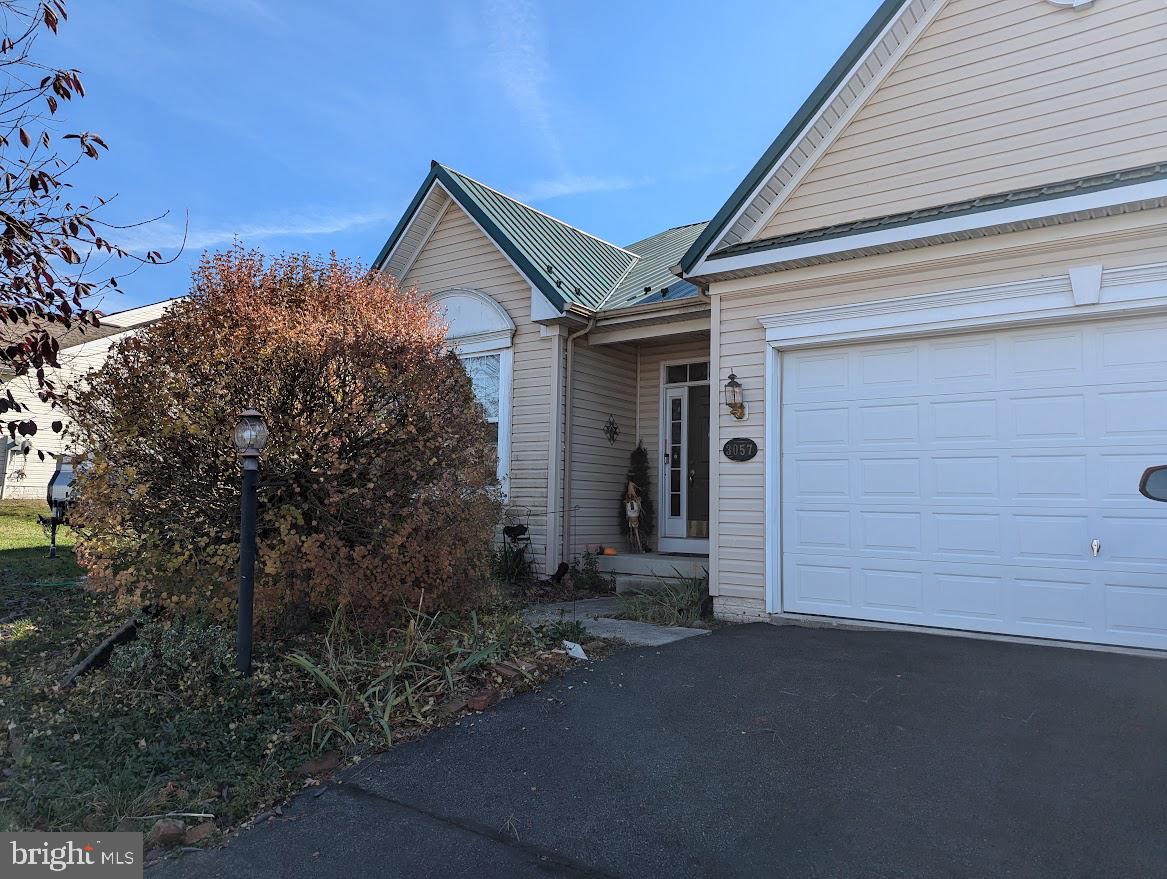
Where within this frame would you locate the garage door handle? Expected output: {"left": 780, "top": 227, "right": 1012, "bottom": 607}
{"left": 1091, "top": 539, "right": 1101, "bottom": 557}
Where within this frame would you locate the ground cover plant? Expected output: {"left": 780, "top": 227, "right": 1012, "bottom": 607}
{"left": 1, "top": 561, "right": 594, "bottom": 838}
{"left": 616, "top": 572, "right": 711, "bottom": 628}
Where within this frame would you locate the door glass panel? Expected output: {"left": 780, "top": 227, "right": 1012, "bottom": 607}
{"left": 667, "top": 364, "right": 688, "bottom": 384}
{"left": 687, "top": 385, "right": 710, "bottom": 538}
{"left": 689, "top": 362, "right": 708, "bottom": 382}
{"left": 669, "top": 397, "right": 683, "bottom": 518}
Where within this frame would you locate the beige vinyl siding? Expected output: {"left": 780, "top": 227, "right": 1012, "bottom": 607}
{"left": 635, "top": 336, "right": 711, "bottom": 546}
{"left": 1, "top": 376, "right": 63, "bottom": 499}
{"left": 759, "top": 0, "right": 1167, "bottom": 240}
{"left": 401, "top": 202, "right": 560, "bottom": 571}
{"left": 2, "top": 329, "right": 146, "bottom": 499}
{"left": 711, "top": 214, "right": 1167, "bottom": 607}
{"left": 566, "top": 342, "right": 637, "bottom": 556}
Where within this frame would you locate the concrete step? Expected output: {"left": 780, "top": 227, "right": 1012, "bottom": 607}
{"left": 612, "top": 573, "right": 680, "bottom": 595}
{"left": 595, "top": 553, "right": 708, "bottom": 580}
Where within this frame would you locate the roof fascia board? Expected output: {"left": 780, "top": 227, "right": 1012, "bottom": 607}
{"left": 588, "top": 315, "right": 711, "bottom": 347}
{"left": 371, "top": 170, "right": 442, "bottom": 273}
{"left": 595, "top": 299, "right": 709, "bottom": 325}
{"left": 735, "top": 0, "right": 946, "bottom": 247}
{"left": 395, "top": 196, "right": 451, "bottom": 283}
{"left": 677, "top": 0, "right": 912, "bottom": 275}
{"left": 701, "top": 179, "right": 1167, "bottom": 277}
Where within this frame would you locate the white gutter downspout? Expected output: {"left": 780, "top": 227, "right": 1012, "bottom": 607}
{"left": 560, "top": 317, "right": 596, "bottom": 563}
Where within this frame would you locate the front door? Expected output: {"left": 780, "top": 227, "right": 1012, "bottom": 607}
{"left": 661, "top": 363, "right": 711, "bottom": 552}
{"left": 663, "top": 386, "right": 689, "bottom": 539}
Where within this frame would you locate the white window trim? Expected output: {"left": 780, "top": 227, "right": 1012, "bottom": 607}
{"left": 432, "top": 288, "right": 516, "bottom": 499}
{"left": 759, "top": 260, "right": 1167, "bottom": 614}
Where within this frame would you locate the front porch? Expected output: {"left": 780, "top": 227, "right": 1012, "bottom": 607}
{"left": 563, "top": 327, "right": 713, "bottom": 570}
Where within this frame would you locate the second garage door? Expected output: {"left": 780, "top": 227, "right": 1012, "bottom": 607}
{"left": 780, "top": 314, "right": 1167, "bottom": 650}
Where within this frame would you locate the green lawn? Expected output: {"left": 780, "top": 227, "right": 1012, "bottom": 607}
{"left": 0, "top": 500, "right": 84, "bottom": 584}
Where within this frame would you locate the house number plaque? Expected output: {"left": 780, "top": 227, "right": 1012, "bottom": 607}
{"left": 723, "top": 438, "right": 758, "bottom": 462}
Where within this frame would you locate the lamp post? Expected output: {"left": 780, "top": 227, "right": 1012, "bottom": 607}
{"left": 232, "top": 408, "right": 269, "bottom": 676}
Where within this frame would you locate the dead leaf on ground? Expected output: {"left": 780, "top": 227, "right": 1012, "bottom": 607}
{"left": 467, "top": 688, "right": 500, "bottom": 711}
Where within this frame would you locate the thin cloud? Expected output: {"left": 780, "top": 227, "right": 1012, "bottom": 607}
{"left": 117, "top": 208, "right": 395, "bottom": 253}
{"left": 514, "top": 175, "right": 651, "bottom": 203}
{"left": 483, "top": 0, "right": 565, "bottom": 170}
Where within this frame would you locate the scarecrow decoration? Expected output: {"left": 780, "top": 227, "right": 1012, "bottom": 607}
{"left": 623, "top": 479, "right": 644, "bottom": 554}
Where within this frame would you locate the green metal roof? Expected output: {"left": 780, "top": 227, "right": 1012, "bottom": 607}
{"left": 600, "top": 222, "right": 708, "bottom": 311}
{"left": 374, "top": 162, "right": 710, "bottom": 315}
{"left": 677, "top": 0, "right": 910, "bottom": 275}
{"left": 372, "top": 162, "right": 637, "bottom": 312}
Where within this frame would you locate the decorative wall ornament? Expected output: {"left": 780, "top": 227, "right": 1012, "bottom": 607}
{"left": 603, "top": 415, "right": 620, "bottom": 446}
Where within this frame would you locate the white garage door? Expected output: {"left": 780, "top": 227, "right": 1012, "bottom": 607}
{"left": 780, "top": 314, "right": 1167, "bottom": 649}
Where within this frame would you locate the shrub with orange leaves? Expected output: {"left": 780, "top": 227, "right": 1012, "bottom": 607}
{"left": 67, "top": 247, "right": 501, "bottom": 629}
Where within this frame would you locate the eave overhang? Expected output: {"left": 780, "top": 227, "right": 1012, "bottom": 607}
{"left": 693, "top": 167, "right": 1167, "bottom": 285}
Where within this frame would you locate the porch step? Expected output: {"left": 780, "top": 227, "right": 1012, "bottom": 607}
{"left": 611, "top": 574, "right": 664, "bottom": 595}
{"left": 595, "top": 552, "right": 709, "bottom": 580}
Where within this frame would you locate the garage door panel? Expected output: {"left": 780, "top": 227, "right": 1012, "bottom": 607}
{"left": 1012, "top": 454, "right": 1087, "bottom": 499}
{"left": 934, "top": 456, "right": 999, "bottom": 499}
{"left": 859, "top": 403, "right": 919, "bottom": 444}
{"left": 1100, "top": 388, "right": 1167, "bottom": 440}
{"left": 1097, "top": 318, "right": 1167, "bottom": 377}
{"left": 780, "top": 315, "right": 1167, "bottom": 649}
{"left": 860, "top": 511, "right": 922, "bottom": 553}
{"left": 860, "top": 457, "right": 922, "bottom": 498}
{"left": 1013, "top": 575, "right": 1095, "bottom": 631}
{"left": 932, "top": 571, "right": 1006, "bottom": 623}
{"left": 931, "top": 398, "right": 999, "bottom": 442}
{"left": 1104, "top": 576, "right": 1167, "bottom": 643}
{"left": 1099, "top": 452, "right": 1165, "bottom": 501}
{"left": 929, "top": 337, "right": 996, "bottom": 384}
{"left": 1014, "top": 513, "right": 1091, "bottom": 562}
{"left": 1098, "top": 513, "right": 1167, "bottom": 566}
{"left": 860, "top": 567, "right": 925, "bottom": 614}
{"left": 1009, "top": 328, "right": 1086, "bottom": 379}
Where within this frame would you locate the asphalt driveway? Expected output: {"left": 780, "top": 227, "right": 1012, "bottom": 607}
{"left": 154, "top": 623, "right": 1167, "bottom": 878}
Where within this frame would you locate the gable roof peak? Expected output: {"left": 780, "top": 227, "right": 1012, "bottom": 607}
{"left": 435, "top": 162, "right": 636, "bottom": 257}
{"left": 678, "top": 0, "right": 931, "bottom": 275}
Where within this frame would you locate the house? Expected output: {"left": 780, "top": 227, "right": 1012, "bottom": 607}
{"left": 1, "top": 300, "right": 178, "bottom": 500}
{"left": 376, "top": 0, "right": 1167, "bottom": 650}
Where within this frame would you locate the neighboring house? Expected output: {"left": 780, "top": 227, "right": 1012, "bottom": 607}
{"left": 377, "top": 0, "right": 1167, "bottom": 650}
{"left": 0, "top": 300, "right": 178, "bottom": 500}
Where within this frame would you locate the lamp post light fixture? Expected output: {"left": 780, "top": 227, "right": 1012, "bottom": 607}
{"left": 232, "top": 408, "right": 268, "bottom": 676}
{"left": 724, "top": 372, "right": 747, "bottom": 420}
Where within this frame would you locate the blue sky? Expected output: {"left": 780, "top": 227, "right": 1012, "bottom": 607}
{"left": 45, "top": 0, "right": 881, "bottom": 313}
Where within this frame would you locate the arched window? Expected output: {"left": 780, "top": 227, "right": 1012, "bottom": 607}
{"left": 431, "top": 288, "right": 515, "bottom": 497}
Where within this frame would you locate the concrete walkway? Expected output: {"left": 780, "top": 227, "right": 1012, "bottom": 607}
{"left": 153, "top": 623, "right": 1167, "bottom": 878}
{"left": 522, "top": 597, "right": 709, "bottom": 647}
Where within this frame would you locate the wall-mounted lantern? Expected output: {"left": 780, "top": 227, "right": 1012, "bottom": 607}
{"left": 724, "top": 372, "right": 747, "bottom": 420}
